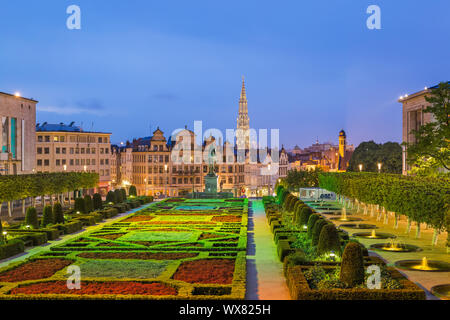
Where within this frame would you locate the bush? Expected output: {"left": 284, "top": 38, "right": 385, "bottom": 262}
{"left": 41, "top": 205, "right": 54, "bottom": 227}
{"left": 299, "top": 206, "right": 313, "bottom": 227}
{"left": 93, "top": 193, "right": 103, "bottom": 210}
{"left": 0, "top": 239, "right": 24, "bottom": 260}
{"left": 114, "top": 189, "right": 123, "bottom": 203}
{"left": 129, "top": 185, "right": 137, "bottom": 197}
{"left": 307, "top": 214, "right": 321, "bottom": 238}
{"left": 311, "top": 219, "right": 328, "bottom": 246}
{"left": 25, "top": 207, "right": 39, "bottom": 229}
{"left": 317, "top": 224, "right": 341, "bottom": 256}
{"left": 106, "top": 191, "right": 116, "bottom": 204}
{"left": 53, "top": 203, "right": 64, "bottom": 224}
{"left": 285, "top": 251, "right": 308, "bottom": 267}
{"left": 84, "top": 195, "right": 94, "bottom": 213}
{"left": 74, "top": 197, "right": 86, "bottom": 214}
{"left": 340, "top": 242, "right": 365, "bottom": 287}
{"left": 55, "top": 220, "right": 83, "bottom": 234}
{"left": 0, "top": 218, "right": 3, "bottom": 244}
{"left": 120, "top": 188, "right": 126, "bottom": 201}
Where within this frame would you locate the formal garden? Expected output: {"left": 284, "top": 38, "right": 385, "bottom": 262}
{"left": 0, "top": 198, "right": 247, "bottom": 299}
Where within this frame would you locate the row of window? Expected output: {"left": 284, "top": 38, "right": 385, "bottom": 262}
{"left": 37, "top": 135, "right": 109, "bottom": 143}
{"left": 135, "top": 175, "right": 244, "bottom": 185}
{"left": 37, "top": 147, "right": 109, "bottom": 155}
{"left": 36, "top": 158, "right": 110, "bottom": 166}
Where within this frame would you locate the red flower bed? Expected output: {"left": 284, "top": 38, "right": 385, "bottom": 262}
{"left": 142, "top": 221, "right": 216, "bottom": 225}
{"left": 212, "top": 215, "right": 242, "bottom": 222}
{"left": 10, "top": 281, "right": 177, "bottom": 296}
{"left": 173, "top": 259, "right": 235, "bottom": 284}
{"left": 123, "top": 215, "right": 155, "bottom": 222}
{"left": 0, "top": 259, "right": 73, "bottom": 282}
{"left": 78, "top": 252, "right": 198, "bottom": 260}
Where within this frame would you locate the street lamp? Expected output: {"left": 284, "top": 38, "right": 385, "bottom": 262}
{"left": 144, "top": 178, "right": 147, "bottom": 196}
{"left": 164, "top": 164, "right": 168, "bottom": 197}
{"left": 267, "top": 164, "right": 272, "bottom": 196}
{"left": 63, "top": 164, "right": 67, "bottom": 171}
{"left": 377, "top": 162, "right": 382, "bottom": 173}
{"left": 83, "top": 165, "right": 87, "bottom": 172}
{"left": 358, "top": 164, "right": 363, "bottom": 172}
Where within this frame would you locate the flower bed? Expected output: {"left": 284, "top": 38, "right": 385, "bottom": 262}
{"left": 0, "top": 259, "right": 73, "bottom": 282}
{"left": 0, "top": 198, "right": 248, "bottom": 300}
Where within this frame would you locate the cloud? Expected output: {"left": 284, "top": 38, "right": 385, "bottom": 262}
{"left": 37, "top": 105, "right": 104, "bottom": 115}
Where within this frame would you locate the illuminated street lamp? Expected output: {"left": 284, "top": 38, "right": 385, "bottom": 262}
{"left": 358, "top": 164, "right": 363, "bottom": 172}
{"left": 83, "top": 165, "right": 87, "bottom": 172}
{"left": 164, "top": 164, "right": 168, "bottom": 197}
{"left": 377, "top": 162, "right": 382, "bottom": 173}
{"left": 63, "top": 164, "right": 67, "bottom": 171}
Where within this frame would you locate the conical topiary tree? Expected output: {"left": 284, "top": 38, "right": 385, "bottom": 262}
{"left": 120, "top": 188, "right": 126, "bottom": 201}
{"left": 74, "top": 197, "right": 86, "bottom": 214}
{"left": 0, "top": 218, "right": 3, "bottom": 244}
{"left": 299, "top": 206, "right": 314, "bottom": 227}
{"left": 106, "top": 191, "right": 116, "bottom": 204}
{"left": 307, "top": 214, "right": 321, "bottom": 238}
{"left": 93, "top": 193, "right": 103, "bottom": 210}
{"left": 129, "top": 185, "right": 137, "bottom": 197}
{"left": 25, "top": 207, "right": 39, "bottom": 229}
{"left": 42, "top": 205, "right": 54, "bottom": 227}
{"left": 340, "top": 242, "right": 365, "bottom": 287}
{"left": 84, "top": 195, "right": 93, "bottom": 213}
{"left": 311, "top": 219, "right": 328, "bottom": 246}
{"left": 317, "top": 224, "right": 341, "bottom": 256}
{"left": 114, "top": 189, "right": 123, "bottom": 203}
{"left": 53, "top": 202, "right": 64, "bottom": 224}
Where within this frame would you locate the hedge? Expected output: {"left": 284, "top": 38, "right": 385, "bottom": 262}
{"left": 0, "top": 172, "right": 99, "bottom": 203}
{"left": 93, "top": 193, "right": 103, "bottom": 210}
{"left": 0, "top": 239, "right": 24, "bottom": 260}
{"left": 319, "top": 172, "right": 450, "bottom": 230}
{"left": 13, "top": 228, "right": 60, "bottom": 241}
{"left": 10, "top": 232, "right": 47, "bottom": 246}
{"left": 54, "top": 220, "right": 83, "bottom": 235}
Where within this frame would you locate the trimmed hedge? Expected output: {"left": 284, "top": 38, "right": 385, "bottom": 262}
{"left": 340, "top": 242, "right": 365, "bottom": 287}
{"left": 93, "top": 193, "right": 102, "bottom": 210}
{"left": 10, "top": 232, "right": 47, "bottom": 246}
{"left": 106, "top": 191, "right": 116, "bottom": 204}
{"left": 74, "top": 197, "right": 86, "bottom": 214}
{"left": 84, "top": 195, "right": 94, "bottom": 213}
{"left": 306, "top": 214, "right": 321, "bottom": 238}
{"left": 114, "top": 189, "right": 123, "bottom": 203}
{"left": 317, "top": 224, "right": 341, "bottom": 256}
{"left": 311, "top": 219, "right": 328, "bottom": 246}
{"left": 298, "top": 206, "right": 313, "bottom": 227}
{"left": 0, "top": 239, "right": 25, "bottom": 260}
{"left": 25, "top": 207, "right": 39, "bottom": 229}
{"left": 42, "top": 206, "right": 54, "bottom": 227}
{"left": 53, "top": 203, "right": 64, "bottom": 224}
{"left": 319, "top": 172, "right": 450, "bottom": 230}
{"left": 55, "top": 220, "right": 83, "bottom": 235}
{"left": 129, "top": 185, "right": 137, "bottom": 197}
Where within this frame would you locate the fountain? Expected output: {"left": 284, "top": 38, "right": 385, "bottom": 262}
{"left": 353, "top": 230, "right": 396, "bottom": 239}
{"left": 370, "top": 239, "right": 421, "bottom": 252}
{"left": 339, "top": 223, "right": 377, "bottom": 229}
{"left": 330, "top": 207, "right": 363, "bottom": 222}
{"left": 395, "top": 257, "right": 450, "bottom": 272}
{"left": 431, "top": 284, "right": 450, "bottom": 300}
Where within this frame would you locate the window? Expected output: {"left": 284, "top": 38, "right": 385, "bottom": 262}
{"left": 159, "top": 155, "right": 163, "bottom": 162}
{"left": 45, "top": 136, "right": 50, "bottom": 142}
{"left": 98, "top": 137, "right": 102, "bottom": 143}
{"left": 62, "top": 148, "right": 66, "bottom": 154}
{"left": 100, "top": 159, "right": 104, "bottom": 165}
{"left": 178, "top": 178, "right": 182, "bottom": 184}
{"left": 86, "top": 148, "right": 90, "bottom": 154}
{"left": 86, "top": 159, "right": 90, "bottom": 165}
{"left": 56, "top": 148, "right": 60, "bottom": 154}
{"left": 44, "top": 148, "right": 50, "bottom": 154}
{"left": 105, "top": 148, "right": 109, "bottom": 154}
{"left": 37, "top": 148, "right": 42, "bottom": 154}
{"left": 81, "top": 159, "right": 85, "bottom": 165}
{"left": 56, "top": 159, "right": 60, "bottom": 166}
{"left": 148, "top": 155, "right": 152, "bottom": 162}
{"left": 75, "top": 148, "right": 79, "bottom": 154}
{"left": 100, "top": 148, "right": 104, "bottom": 154}
{"left": 100, "top": 169, "right": 104, "bottom": 176}
{"left": 196, "top": 177, "right": 200, "bottom": 184}
{"left": 105, "top": 169, "right": 109, "bottom": 176}
{"left": 70, "top": 159, "right": 74, "bottom": 165}
{"left": 44, "top": 159, "right": 49, "bottom": 166}
{"left": 37, "top": 136, "right": 43, "bottom": 142}
{"left": 75, "top": 159, "right": 80, "bottom": 165}
{"left": 92, "top": 148, "right": 96, "bottom": 154}
{"left": 81, "top": 148, "right": 85, "bottom": 154}
{"left": 105, "top": 159, "right": 109, "bottom": 165}
{"left": 60, "top": 136, "right": 65, "bottom": 142}
{"left": 37, "top": 159, "right": 42, "bottom": 166}
{"left": 92, "top": 159, "right": 96, "bottom": 165}
{"left": 62, "top": 159, "right": 66, "bottom": 165}
{"left": 159, "top": 145, "right": 163, "bottom": 151}
{"left": 184, "top": 178, "right": 188, "bottom": 184}
{"left": 165, "top": 155, "right": 169, "bottom": 162}
{"left": 172, "top": 177, "right": 176, "bottom": 184}
{"left": 70, "top": 148, "right": 74, "bottom": 154}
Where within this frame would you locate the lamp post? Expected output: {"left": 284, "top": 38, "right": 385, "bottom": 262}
{"left": 267, "top": 164, "right": 271, "bottom": 196}
{"left": 377, "top": 162, "right": 382, "bottom": 173}
{"left": 144, "top": 178, "right": 147, "bottom": 196}
{"left": 358, "top": 164, "right": 363, "bottom": 172}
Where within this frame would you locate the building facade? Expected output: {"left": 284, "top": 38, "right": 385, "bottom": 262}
{"left": 398, "top": 83, "right": 448, "bottom": 175}
{"left": 0, "top": 92, "right": 37, "bottom": 175}
{"left": 35, "top": 122, "right": 112, "bottom": 194}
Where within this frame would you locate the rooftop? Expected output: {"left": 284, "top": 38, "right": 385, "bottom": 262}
{"left": 36, "top": 122, "right": 111, "bottom": 134}
{"left": 0, "top": 91, "right": 38, "bottom": 102}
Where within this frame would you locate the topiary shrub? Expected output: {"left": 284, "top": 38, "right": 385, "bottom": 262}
{"left": 93, "top": 193, "right": 102, "bottom": 210}
{"left": 120, "top": 188, "right": 126, "bottom": 200}
{"left": 129, "top": 185, "right": 137, "bottom": 197}
{"left": 74, "top": 197, "right": 86, "bottom": 214}
{"left": 340, "top": 242, "right": 365, "bottom": 287}
{"left": 41, "top": 205, "right": 54, "bottom": 227}
{"left": 299, "top": 206, "right": 313, "bottom": 227}
{"left": 84, "top": 195, "right": 94, "bottom": 213}
{"left": 25, "top": 207, "right": 39, "bottom": 229}
{"left": 106, "top": 191, "right": 116, "bottom": 204}
{"left": 53, "top": 202, "right": 64, "bottom": 224}
{"left": 311, "top": 219, "right": 329, "bottom": 246}
{"left": 114, "top": 189, "right": 123, "bottom": 203}
{"left": 307, "top": 214, "right": 321, "bottom": 238}
{"left": 0, "top": 218, "right": 3, "bottom": 244}
{"left": 317, "top": 224, "right": 341, "bottom": 256}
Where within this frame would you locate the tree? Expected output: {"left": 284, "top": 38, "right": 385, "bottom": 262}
{"left": 53, "top": 202, "right": 64, "bottom": 224}
{"left": 114, "top": 189, "right": 123, "bottom": 203}
{"left": 340, "top": 242, "right": 365, "bottom": 287}
{"left": 93, "top": 193, "right": 103, "bottom": 210}
{"left": 106, "top": 191, "right": 116, "bottom": 204}
{"left": 42, "top": 205, "right": 54, "bottom": 227}
{"left": 285, "top": 168, "right": 321, "bottom": 191}
{"left": 84, "top": 195, "right": 94, "bottom": 213}
{"left": 404, "top": 82, "right": 450, "bottom": 173}
{"left": 74, "top": 197, "right": 86, "bottom": 213}
{"left": 129, "top": 185, "right": 137, "bottom": 196}
{"left": 25, "top": 207, "right": 39, "bottom": 229}
{"left": 120, "top": 188, "right": 127, "bottom": 201}
{"left": 348, "top": 141, "right": 402, "bottom": 173}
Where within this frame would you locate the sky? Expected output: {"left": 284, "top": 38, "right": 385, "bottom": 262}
{"left": 0, "top": 0, "right": 449, "bottom": 149}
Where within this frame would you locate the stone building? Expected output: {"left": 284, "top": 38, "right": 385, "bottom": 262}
{"left": 35, "top": 122, "right": 112, "bottom": 194}
{"left": 398, "top": 82, "right": 449, "bottom": 175}
{"left": 0, "top": 91, "right": 37, "bottom": 175}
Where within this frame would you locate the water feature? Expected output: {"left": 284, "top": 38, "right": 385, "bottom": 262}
{"left": 330, "top": 207, "right": 363, "bottom": 222}
{"left": 353, "top": 230, "right": 396, "bottom": 239}
{"left": 339, "top": 223, "right": 377, "bottom": 229}
{"left": 395, "top": 258, "right": 450, "bottom": 272}
{"left": 369, "top": 240, "right": 421, "bottom": 252}
{"left": 431, "top": 284, "right": 450, "bottom": 300}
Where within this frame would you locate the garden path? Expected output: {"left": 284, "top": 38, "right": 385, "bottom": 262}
{"left": 246, "top": 200, "right": 290, "bottom": 300}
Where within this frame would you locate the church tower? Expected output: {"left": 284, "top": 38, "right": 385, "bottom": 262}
{"left": 338, "top": 130, "right": 346, "bottom": 171}
{"left": 236, "top": 76, "right": 250, "bottom": 149}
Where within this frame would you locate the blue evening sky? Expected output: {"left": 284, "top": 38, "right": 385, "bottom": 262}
{"left": 0, "top": 0, "right": 449, "bottom": 148}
